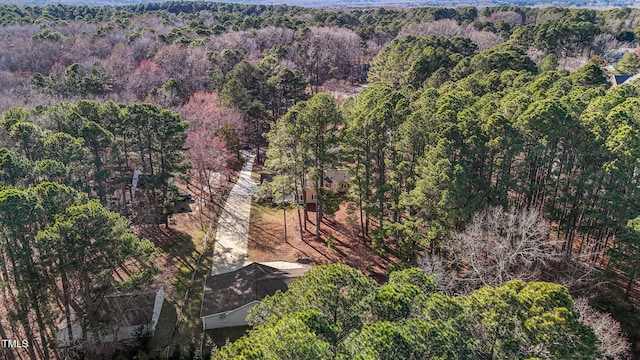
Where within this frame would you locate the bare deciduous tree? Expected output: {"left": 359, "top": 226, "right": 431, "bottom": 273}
{"left": 186, "top": 128, "right": 232, "bottom": 200}
{"left": 105, "top": 43, "right": 137, "bottom": 93}
{"left": 183, "top": 46, "right": 213, "bottom": 98}
{"left": 398, "top": 20, "right": 505, "bottom": 51}
{"left": 127, "top": 59, "right": 166, "bottom": 100}
{"left": 418, "top": 252, "right": 456, "bottom": 293}
{"left": 129, "top": 31, "right": 159, "bottom": 63}
{"left": 292, "top": 26, "right": 362, "bottom": 91}
{"left": 467, "top": 30, "right": 505, "bottom": 51}
{"left": 449, "top": 206, "right": 559, "bottom": 294}
{"left": 591, "top": 34, "right": 622, "bottom": 61}
{"left": 487, "top": 10, "right": 524, "bottom": 25}
{"left": 548, "top": 257, "right": 600, "bottom": 295}
{"left": 253, "top": 27, "right": 297, "bottom": 53}
{"left": 574, "top": 297, "right": 633, "bottom": 360}
{"left": 179, "top": 92, "right": 243, "bottom": 133}
{"left": 364, "top": 30, "right": 394, "bottom": 61}
{"left": 399, "top": 19, "right": 467, "bottom": 38}
{"left": 211, "top": 31, "right": 260, "bottom": 59}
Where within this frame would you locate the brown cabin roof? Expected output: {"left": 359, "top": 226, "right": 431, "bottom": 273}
{"left": 102, "top": 290, "right": 157, "bottom": 327}
{"left": 57, "top": 286, "right": 162, "bottom": 330}
{"left": 200, "top": 263, "right": 308, "bottom": 317}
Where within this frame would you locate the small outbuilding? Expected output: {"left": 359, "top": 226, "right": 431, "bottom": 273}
{"left": 55, "top": 286, "right": 165, "bottom": 347}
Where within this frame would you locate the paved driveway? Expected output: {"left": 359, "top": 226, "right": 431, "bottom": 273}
{"left": 210, "top": 152, "right": 257, "bottom": 275}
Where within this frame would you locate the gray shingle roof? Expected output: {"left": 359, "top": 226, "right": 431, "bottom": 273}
{"left": 200, "top": 263, "right": 308, "bottom": 317}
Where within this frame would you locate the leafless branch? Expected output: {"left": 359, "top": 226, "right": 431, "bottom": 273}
{"left": 574, "top": 297, "right": 633, "bottom": 360}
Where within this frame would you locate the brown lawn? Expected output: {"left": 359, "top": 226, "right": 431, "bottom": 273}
{"left": 247, "top": 202, "right": 395, "bottom": 283}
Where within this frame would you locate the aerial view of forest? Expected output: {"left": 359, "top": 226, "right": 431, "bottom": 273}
{"left": 9, "top": 0, "right": 640, "bottom": 9}
{"left": 2, "top": 1, "right": 640, "bottom": 359}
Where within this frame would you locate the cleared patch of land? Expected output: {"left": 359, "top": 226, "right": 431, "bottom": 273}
{"left": 247, "top": 202, "right": 394, "bottom": 283}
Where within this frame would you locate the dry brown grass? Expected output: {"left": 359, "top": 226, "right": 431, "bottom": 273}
{"left": 247, "top": 202, "right": 394, "bottom": 283}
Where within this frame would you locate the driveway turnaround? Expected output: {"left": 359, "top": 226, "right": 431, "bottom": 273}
{"left": 210, "top": 152, "right": 257, "bottom": 275}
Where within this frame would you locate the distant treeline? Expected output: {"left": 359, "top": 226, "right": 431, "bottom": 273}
{"left": 1, "top": 2, "right": 640, "bottom": 48}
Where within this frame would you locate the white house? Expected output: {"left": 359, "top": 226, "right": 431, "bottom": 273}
{"left": 55, "top": 286, "right": 164, "bottom": 347}
{"left": 200, "top": 262, "right": 310, "bottom": 330}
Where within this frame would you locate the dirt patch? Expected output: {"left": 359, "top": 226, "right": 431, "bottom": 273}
{"left": 247, "top": 202, "right": 394, "bottom": 283}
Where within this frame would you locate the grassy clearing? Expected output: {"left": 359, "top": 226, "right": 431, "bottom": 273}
{"left": 148, "top": 297, "right": 178, "bottom": 354}
{"left": 251, "top": 202, "right": 277, "bottom": 217}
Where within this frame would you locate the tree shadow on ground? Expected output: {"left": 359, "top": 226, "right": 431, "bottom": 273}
{"left": 205, "top": 326, "right": 249, "bottom": 349}
{"left": 135, "top": 226, "right": 198, "bottom": 332}
{"left": 137, "top": 225, "right": 197, "bottom": 268}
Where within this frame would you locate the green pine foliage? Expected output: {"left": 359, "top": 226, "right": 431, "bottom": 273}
{"left": 1, "top": 100, "right": 189, "bottom": 224}
{"left": 0, "top": 183, "right": 155, "bottom": 357}
{"left": 5, "top": 1, "right": 640, "bottom": 356}
{"left": 215, "top": 264, "right": 599, "bottom": 360}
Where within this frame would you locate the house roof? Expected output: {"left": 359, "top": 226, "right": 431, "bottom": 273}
{"left": 324, "top": 169, "right": 349, "bottom": 184}
{"left": 611, "top": 74, "right": 640, "bottom": 86}
{"left": 612, "top": 75, "right": 632, "bottom": 86}
{"left": 626, "top": 73, "right": 640, "bottom": 84}
{"left": 102, "top": 289, "right": 159, "bottom": 327}
{"left": 57, "top": 286, "right": 163, "bottom": 330}
{"left": 200, "top": 262, "right": 309, "bottom": 317}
